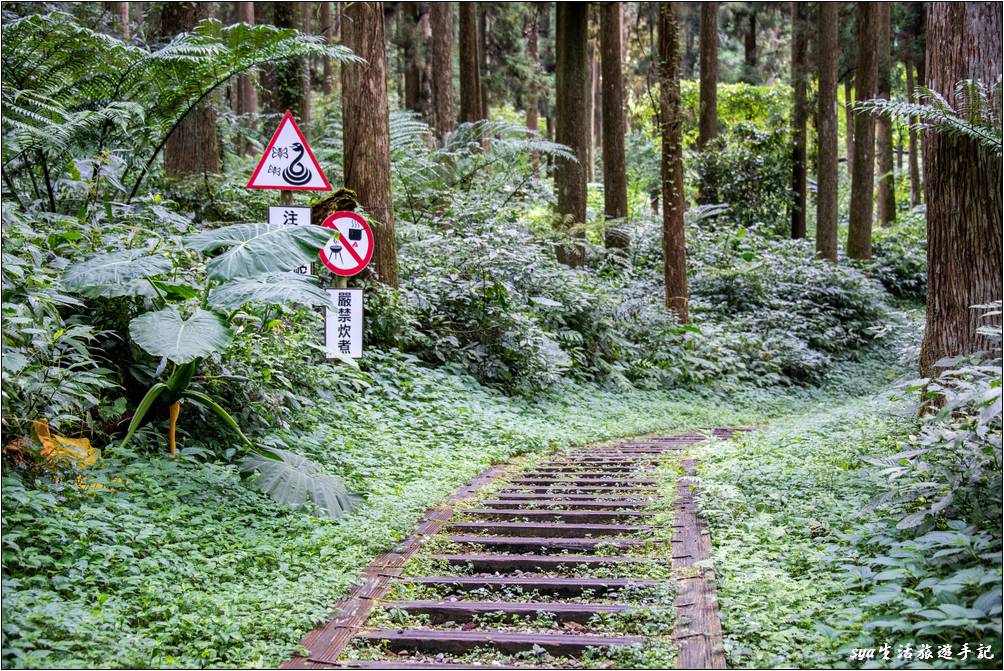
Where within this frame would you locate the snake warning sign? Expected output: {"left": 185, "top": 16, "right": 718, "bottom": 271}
{"left": 247, "top": 111, "right": 331, "bottom": 191}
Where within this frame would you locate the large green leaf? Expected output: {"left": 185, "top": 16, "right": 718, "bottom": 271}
{"left": 128, "top": 307, "right": 232, "bottom": 363}
{"left": 184, "top": 223, "right": 333, "bottom": 281}
{"left": 207, "top": 273, "right": 334, "bottom": 311}
{"left": 62, "top": 249, "right": 172, "bottom": 294}
{"left": 241, "top": 449, "right": 361, "bottom": 519}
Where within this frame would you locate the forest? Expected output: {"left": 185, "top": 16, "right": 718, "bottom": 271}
{"left": 0, "top": 1, "right": 1001, "bottom": 669}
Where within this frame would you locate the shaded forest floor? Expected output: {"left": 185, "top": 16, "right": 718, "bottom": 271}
{"left": 1, "top": 311, "right": 927, "bottom": 668}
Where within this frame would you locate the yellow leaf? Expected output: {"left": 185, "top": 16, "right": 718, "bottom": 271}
{"left": 33, "top": 419, "right": 99, "bottom": 469}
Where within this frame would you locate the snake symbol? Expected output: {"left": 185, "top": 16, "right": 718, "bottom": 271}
{"left": 281, "top": 142, "right": 313, "bottom": 186}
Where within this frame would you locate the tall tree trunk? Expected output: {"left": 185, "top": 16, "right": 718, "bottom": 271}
{"left": 905, "top": 54, "right": 922, "bottom": 206}
{"left": 321, "top": 1, "right": 334, "bottom": 95}
{"left": 430, "top": 2, "right": 455, "bottom": 142}
{"left": 586, "top": 40, "right": 596, "bottom": 183}
{"left": 235, "top": 2, "right": 257, "bottom": 155}
{"left": 478, "top": 5, "right": 490, "bottom": 119}
{"left": 273, "top": 2, "right": 311, "bottom": 124}
{"left": 847, "top": 2, "right": 877, "bottom": 260}
{"left": 600, "top": 1, "right": 628, "bottom": 250}
{"left": 105, "top": 2, "right": 130, "bottom": 39}
{"left": 697, "top": 1, "right": 718, "bottom": 151}
{"left": 458, "top": 2, "right": 483, "bottom": 123}
{"left": 920, "top": 2, "right": 1002, "bottom": 378}
{"left": 875, "top": 2, "right": 896, "bottom": 225}
{"left": 659, "top": 3, "right": 688, "bottom": 322}
{"left": 401, "top": 4, "right": 422, "bottom": 113}
{"left": 554, "top": 2, "right": 588, "bottom": 267}
{"left": 816, "top": 1, "right": 839, "bottom": 262}
{"left": 790, "top": 1, "right": 808, "bottom": 239}
{"left": 743, "top": 8, "right": 757, "bottom": 80}
{"left": 843, "top": 76, "right": 854, "bottom": 165}
{"left": 525, "top": 3, "right": 540, "bottom": 158}
{"left": 162, "top": 2, "right": 219, "bottom": 177}
{"left": 342, "top": 1, "right": 399, "bottom": 287}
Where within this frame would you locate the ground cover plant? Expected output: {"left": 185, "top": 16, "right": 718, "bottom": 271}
{"left": 2, "top": 4, "right": 1001, "bottom": 671}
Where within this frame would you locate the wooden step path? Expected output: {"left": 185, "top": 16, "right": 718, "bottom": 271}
{"left": 282, "top": 431, "right": 747, "bottom": 670}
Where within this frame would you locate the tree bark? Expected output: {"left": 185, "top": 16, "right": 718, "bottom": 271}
{"left": 459, "top": 2, "right": 483, "bottom": 123}
{"left": 659, "top": 3, "right": 688, "bottom": 322}
{"left": 235, "top": 2, "right": 258, "bottom": 156}
{"left": 586, "top": 39, "right": 596, "bottom": 183}
{"left": 321, "top": 1, "right": 334, "bottom": 95}
{"left": 478, "top": 5, "right": 490, "bottom": 119}
{"left": 273, "top": 2, "right": 311, "bottom": 124}
{"left": 525, "top": 4, "right": 540, "bottom": 141}
{"left": 105, "top": 1, "right": 130, "bottom": 39}
{"left": 430, "top": 2, "right": 455, "bottom": 141}
{"left": 816, "top": 1, "right": 839, "bottom": 262}
{"left": 600, "top": 1, "right": 628, "bottom": 250}
{"left": 743, "top": 8, "right": 757, "bottom": 81}
{"left": 875, "top": 2, "right": 896, "bottom": 225}
{"left": 847, "top": 2, "right": 877, "bottom": 260}
{"left": 920, "top": 2, "right": 1003, "bottom": 377}
{"left": 697, "top": 2, "right": 718, "bottom": 151}
{"left": 342, "top": 1, "right": 399, "bottom": 287}
{"left": 843, "top": 75, "right": 854, "bottom": 165}
{"left": 162, "top": 2, "right": 220, "bottom": 177}
{"left": 905, "top": 54, "right": 922, "bottom": 206}
{"left": 789, "top": 1, "right": 809, "bottom": 239}
{"left": 554, "top": 2, "right": 588, "bottom": 267}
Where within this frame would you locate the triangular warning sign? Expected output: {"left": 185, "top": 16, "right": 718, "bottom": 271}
{"left": 247, "top": 110, "right": 331, "bottom": 191}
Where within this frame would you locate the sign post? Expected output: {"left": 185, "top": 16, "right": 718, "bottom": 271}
{"left": 325, "top": 289, "right": 363, "bottom": 359}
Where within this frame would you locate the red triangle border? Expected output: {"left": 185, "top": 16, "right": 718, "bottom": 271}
{"left": 246, "top": 110, "right": 332, "bottom": 191}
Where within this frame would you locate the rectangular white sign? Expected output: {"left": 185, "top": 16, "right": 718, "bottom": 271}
{"left": 270, "top": 206, "right": 313, "bottom": 275}
{"left": 324, "top": 288, "right": 362, "bottom": 359}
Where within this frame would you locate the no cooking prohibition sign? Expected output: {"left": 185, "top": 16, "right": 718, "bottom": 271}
{"left": 320, "top": 211, "right": 374, "bottom": 276}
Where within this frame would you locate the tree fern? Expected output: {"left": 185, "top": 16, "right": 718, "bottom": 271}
{"left": 856, "top": 79, "right": 1002, "bottom": 156}
{"left": 1, "top": 12, "right": 360, "bottom": 209}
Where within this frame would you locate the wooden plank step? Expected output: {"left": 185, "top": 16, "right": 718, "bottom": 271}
{"left": 459, "top": 509, "right": 645, "bottom": 523}
{"left": 479, "top": 500, "right": 649, "bottom": 510}
{"left": 429, "top": 553, "right": 661, "bottom": 571}
{"left": 383, "top": 600, "right": 631, "bottom": 623}
{"left": 525, "top": 468, "right": 643, "bottom": 475}
{"left": 482, "top": 492, "right": 653, "bottom": 500}
{"left": 399, "top": 576, "right": 663, "bottom": 596}
{"left": 508, "top": 478, "right": 658, "bottom": 485}
{"left": 449, "top": 521, "right": 653, "bottom": 537}
{"left": 497, "top": 485, "right": 658, "bottom": 494}
{"left": 355, "top": 629, "right": 645, "bottom": 656}
{"left": 320, "top": 663, "right": 525, "bottom": 670}
{"left": 443, "top": 535, "right": 645, "bottom": 553}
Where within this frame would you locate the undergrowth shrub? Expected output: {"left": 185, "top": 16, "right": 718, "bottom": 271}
{"left": 864, "top": 206, "right": 928, "bottom": 302}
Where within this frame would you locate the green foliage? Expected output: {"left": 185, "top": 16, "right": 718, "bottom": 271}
{"left": 241, "top": 449, "right": 361, "bottom": 519}
{"left": 863, "top": 206, "right": 928, "bottom": 302}
{"left": 858, "top": 79, "right": 1002, "bottom": 156}
{"left": 688, "top": 123, "right": 793, "bottom": 232}
{"left": 696, "top": 318, "right": 1002, "bottom": 668}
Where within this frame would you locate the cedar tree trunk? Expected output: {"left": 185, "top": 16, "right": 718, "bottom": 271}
{"left": 430, "top": 2, "right": 455, "bottom": 141}
{"left": 600, "top": 1, "right": 628, "bottom": 250}
{"left": 875, "top": 2, "right": 896, "bottom": 225}
{"left": 459, "top": 2, "right": 483, "bottom": 122}
{"left": 554, "top": 2, "right": 588, "bottom": 267}
{"left": 697, "top": 1, "right": 718, "bottom": 150}
{"left": 847, "top": 2, "right": 877, "bottom": 260}
{"left": 816, "top": 1, "right": 839, "bottom": 262}
{"left": 790, "top": 1, "right": 809, "bottom": 239}
{"left": 920, "top": 2, "right": 1003, "bottom": 377}
{"left": 659, "top": 3, "right": 688, "bottom": 322}
{"left": 342, "top": 1, "right": 399, "bottom": 287}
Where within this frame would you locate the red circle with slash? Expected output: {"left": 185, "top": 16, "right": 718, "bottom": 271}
{"left": 319, "top": 211, "right": 374, "bottom": 276}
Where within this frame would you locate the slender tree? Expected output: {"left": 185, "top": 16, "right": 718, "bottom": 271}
{"left": 875, "top": 2, "right": 896, "bottom": 225}
{"left": 525, "top": 4, "right": 540, "bottom": 139}
{"left": 697, "top": 2, "right": 718, "bottom": 150}
{"left": 554, "top": 2, "right": 588, "bottom": 267}
{"left": 273, "top": 2, "right": 311, "bottom": 124}
{"left": 816, "top": 1, "right": 839, "bottom": 262}
{"left": 105, "top": 1, "right": 130, "bottom": 39}
{"left": 743, "top": 7, "right": 757, "bottom": 81}
{"left": 920, "top": 2, "right": 1002, "bottom": 378}
{"left": 321, "top": 1, "right": 334, "bottom": 95}
{"left": 659, "top": 3, "right": 688, "bottom": 322}
{"left": 847, "top": 2, "right": 877, "bottom": 260}
{"left": 342, "top": 1, "right": 399, "bottom": 287}
{"left": 234, "top": 2, "right": 257, "bottom": 155}
{"left": 790, "top": 1, "right": 809, "bottom": 239}
{"left": 458, "top": 2, "right": 483, "bottom": 123}
{"left": 600, "top": 0, "right": 628, "bottom": 250}
{"left": 430, "top": 2, "right": 455, "bottom": 141}
{"left": 843, "top": 76, "right": 854, "bottom": 164}
{"left": 161, "top": 2, "right": 219, "bottom": 176}
{"left": 904, "top": 55, "right": 922, "bottom": 205}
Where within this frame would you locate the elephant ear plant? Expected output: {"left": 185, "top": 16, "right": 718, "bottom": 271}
{"left": 62, "top": 222, "right": 335, "bottom": 460}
